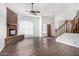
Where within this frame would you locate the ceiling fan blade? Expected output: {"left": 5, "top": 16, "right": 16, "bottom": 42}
{"left": 27, "top": 11, "right": 36, "bottom": 15}
{"left": 34, "top": 11, "right": 40, "bottom": 13}
{"left": 25, "top": 3, "right": 40, "bottom": 16}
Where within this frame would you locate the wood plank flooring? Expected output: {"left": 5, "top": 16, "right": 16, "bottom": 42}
{"left": 1, "top": 37, "right": 79, "bottom": 56}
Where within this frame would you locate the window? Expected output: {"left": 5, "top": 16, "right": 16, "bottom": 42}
{"left": 19, "top": 20, "right": 34, "bottom": 37}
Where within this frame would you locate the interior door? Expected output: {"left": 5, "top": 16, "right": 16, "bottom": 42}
{"left": 47, "top": 24, "right": 51, "bottom": 37}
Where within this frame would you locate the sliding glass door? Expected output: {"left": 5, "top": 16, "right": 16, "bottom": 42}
{"left": 19, "top": 20, "right": 34, "bottom": 38}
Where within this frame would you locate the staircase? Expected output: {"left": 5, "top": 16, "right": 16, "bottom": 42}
{"left": 72, "top": 20, "right": 79, "bottom": 33}
{"left": 56, "top": 17, "right": 79, "bottom": 36}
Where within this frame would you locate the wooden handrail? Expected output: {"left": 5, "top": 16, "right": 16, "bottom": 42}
{"left": 55, "top": 20, "right": 68, "bottom": 36}
{"left": 56, "top": 20, "right": 67, "bottom": 32}
{"left": 56, "top": 22, "right": 66, "bottom": 31}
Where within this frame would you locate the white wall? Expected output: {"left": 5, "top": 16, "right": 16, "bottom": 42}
{"left": 0, "top": 4, "right": 6, "bottom": 52}
{"left": 39, "top": 16, "right": 43, "bottom": 37}
{"left": 33, "top": 18, "right": 39, "bottom": 37}
{"left": 18, "top": 15, "right": 39, "bottom": 38}
{"left": 42, "top": 16, "right": 53, "bottom": 24}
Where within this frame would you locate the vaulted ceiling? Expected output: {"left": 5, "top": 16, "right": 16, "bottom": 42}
{"left": 6, "top": 3, "right": 79, "bottom": 18}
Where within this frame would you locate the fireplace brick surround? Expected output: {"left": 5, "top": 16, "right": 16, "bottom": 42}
{"left": 5, "top": 8, "right": 24, "bottom": 46}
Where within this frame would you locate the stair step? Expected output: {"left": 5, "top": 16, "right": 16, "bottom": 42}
{"left": 0, "top": 53, "right": 9, "bottom": 56}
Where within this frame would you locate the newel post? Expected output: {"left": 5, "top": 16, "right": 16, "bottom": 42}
{"left": 66, "top": 19, "right": 67, "bottom": 32}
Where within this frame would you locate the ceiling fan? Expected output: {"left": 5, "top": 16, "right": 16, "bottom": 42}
{"left": 26, "top": 3, "right": 40, "bottom": 15}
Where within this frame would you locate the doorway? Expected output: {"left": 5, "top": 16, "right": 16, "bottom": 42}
{"left": 47, "top": 24, "right": 51, "bottom": 37}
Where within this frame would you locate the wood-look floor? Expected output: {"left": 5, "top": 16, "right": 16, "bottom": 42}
{"left": 1, "top": 37, "right": 79, "bottom": 56}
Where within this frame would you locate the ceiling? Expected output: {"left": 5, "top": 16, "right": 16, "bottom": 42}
{"left": 5, "top": 3, "right": 79, "bottom": 17}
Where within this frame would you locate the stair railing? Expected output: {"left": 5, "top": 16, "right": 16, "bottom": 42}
{"left": 55, "top": 20, "right": 67, "bottom": 36}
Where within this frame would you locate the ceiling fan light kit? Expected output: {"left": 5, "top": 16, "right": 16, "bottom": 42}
{"left": 25, "top": 3, "right": 40, "bottom": 16}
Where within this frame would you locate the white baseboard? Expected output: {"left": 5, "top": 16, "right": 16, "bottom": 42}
{"left": 0, "top": 44, "right": 5, "bottom": 52}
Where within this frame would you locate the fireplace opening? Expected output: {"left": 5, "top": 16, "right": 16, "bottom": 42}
{"left": 9, "top": 29, "right": 17, "bottom": 36}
